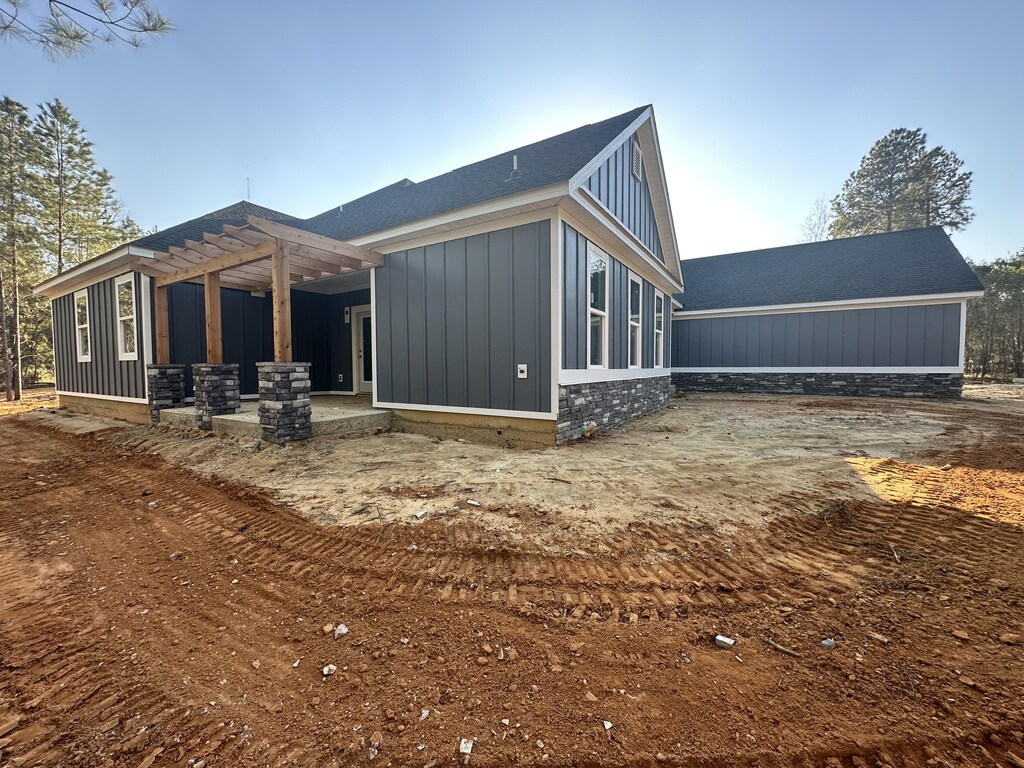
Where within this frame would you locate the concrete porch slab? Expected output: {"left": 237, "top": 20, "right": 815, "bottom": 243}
{"left": 159, "top": 395, "right": 391, "bottom": 439}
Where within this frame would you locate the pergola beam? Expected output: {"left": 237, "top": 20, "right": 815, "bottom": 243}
{"left": 246, "top": 215, "right": 384, "bottom": 267}
{"left": 154, "top": 239, "right": 276, "bottom": 287}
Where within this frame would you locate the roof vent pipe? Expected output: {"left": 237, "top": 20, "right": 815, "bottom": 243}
{"left": 506, "top": 154, "right": 522, "bottom": 182}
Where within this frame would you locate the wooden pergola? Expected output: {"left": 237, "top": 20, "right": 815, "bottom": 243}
{"left": 133, "top": 216, "right": 384, "bottom": 365}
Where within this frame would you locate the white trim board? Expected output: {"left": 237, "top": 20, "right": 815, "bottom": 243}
{"left": 671, "top": 367, "right": 964, "bottom": 375}
{"left": 560, "top": 201, "right": 681, "bottom": 294}
{"left": 673, "top": 291, "right": 985, "bottom": 319}
{"left": 57, "top": 390, "right": 149, "bottom": 404}
{"left": 559, "top": 367, "right": 670, "bottom": 385}
{"left": 375, "top": 400, "right": 558, "bottom": 422}
{"left": 374, "top": 208, "right": 558, "bottom": 255}
{"left": 351, "top": 184, "right": 569, "bottom": 250}
{"left": 34, "top": 245, "right": 158, "bottom": 298}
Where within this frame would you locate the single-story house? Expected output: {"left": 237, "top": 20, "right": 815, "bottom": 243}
{"left": 35, "top": 105, "right": 682, "bottom": 446}
{"left": 34, "top": 105, "right": 984, "bottom": 446}
{"left": 671, "top": 228, "right": 984, "bottom": 397}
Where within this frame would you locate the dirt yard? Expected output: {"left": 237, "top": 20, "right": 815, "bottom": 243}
{"left": 1, "top": 387, "right": 1023, "bottom": 767}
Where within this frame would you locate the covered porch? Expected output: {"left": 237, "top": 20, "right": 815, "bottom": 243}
{"left": 134, "top": 215, "right": 385, "bottom": 443}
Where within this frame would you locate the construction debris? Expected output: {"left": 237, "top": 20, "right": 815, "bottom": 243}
{"left": 714, "top": 634, "right": 736, "bottom": 649}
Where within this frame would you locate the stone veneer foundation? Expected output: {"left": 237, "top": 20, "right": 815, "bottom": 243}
{"left": 146, "top": 364, "right": 185, "bottom": 423}
{"left": 257, "top": 362, "right": 312, "bottom": 444}
{"left": 192, "top": 363, "right": 241, "bottom": 429}
{"left": 556, "top": 375, "right": 670, "bottom": 444}
{"left": 671, "top": 371, "right": 964, "bottom": 398}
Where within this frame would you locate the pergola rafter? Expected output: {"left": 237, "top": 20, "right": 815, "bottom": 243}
{"left": 136, "top": 218, "right": 385, "bottom": 366}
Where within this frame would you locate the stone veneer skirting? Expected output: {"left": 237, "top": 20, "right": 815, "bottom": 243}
{"left": 258, "top": 362, "right": 312, "bottom": 444}
{"left": 671, "top": 371, "right": 964, "bottom": 398}
{"left": 192, "top": 363, "right": 241, "bottom": 430}
{"left": 146, "top": 364, "right": 185, "bottom": 423}
{"left": 556, "top": 375, "right": 671, "bottom": 444}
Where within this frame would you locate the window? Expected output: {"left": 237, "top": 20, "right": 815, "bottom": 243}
{"left": 587, "top": 245, "right": 608, "bottom": 368}
{"left": 115, "top": 274, "right": 138, "bottom": 360}
{"left": 74, "top": 289, "right": 91, "bottom": 362}
{"left": 654, "top": 290, "right": 665, "bottom": 367}
{"left": 628, "top": 273, "right": 642, "bottom": 368}
{"left": 631, "top": 139, "right": 643, "bottom": 182}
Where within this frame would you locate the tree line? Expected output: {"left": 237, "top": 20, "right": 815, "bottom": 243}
{"left": 0, "top": 96, "right": 142, "bottom": 400}
{"left": 801, "top": 128, "right": 1022, "bottom": 381}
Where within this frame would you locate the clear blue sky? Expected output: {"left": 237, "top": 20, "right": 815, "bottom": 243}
{"left": 2, "top": 0, "right": 1021, "bottom": 262}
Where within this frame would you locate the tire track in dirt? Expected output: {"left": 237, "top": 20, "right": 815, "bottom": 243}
{"left": 3, "top": 419, "right": 1024, "bottom": 767}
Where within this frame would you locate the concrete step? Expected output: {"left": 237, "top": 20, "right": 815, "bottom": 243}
{"left": 313, "top": 409, "right": 392, "bottom": 438}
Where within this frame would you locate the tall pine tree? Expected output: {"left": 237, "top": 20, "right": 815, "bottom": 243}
{"left": 830, "top": 128, "right": 973, "bottom": 238}
{"left": 0, "top": 96, "right": 37, "bottom": 400}
{"left": 32, "top": 99, "right": 129, "bottom": 274}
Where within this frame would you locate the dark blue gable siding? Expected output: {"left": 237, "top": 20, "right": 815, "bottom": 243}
{"left": 585, "top": 132, "right": 663, "bottom": 262}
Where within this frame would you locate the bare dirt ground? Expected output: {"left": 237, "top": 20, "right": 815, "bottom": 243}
{"left": 1, "top": 386, "right": 1023, "bottom": 766}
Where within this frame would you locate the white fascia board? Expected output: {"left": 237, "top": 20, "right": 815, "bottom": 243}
{"left": 559, "top": 367, "right": 671, "bottom": 386}
{"left": 638, "top": 112, "right": 683, "bottom": 281}
{"left": 371, "top": 208, "right": 558, "bottom": 255}
{"left": 34, "top": 245, "right": 158, "bottom": 298}
{"left": 375, "top": 401, "right": 558, "bottom": 421}
{"left": 672, "top": 291, "right": 985, "bottom": 319}
{"left": 348, "top": 183, "right": 569, "bottom": 250}
{"left": 671, "top": 366, "right": 964, "bottom": 374}
{"left": 560, "top": 200, "right": 682, "bottom": 294}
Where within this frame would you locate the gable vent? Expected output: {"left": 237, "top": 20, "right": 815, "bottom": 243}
{"left": 631, "top": 140, "right": 643, "bottom": 182}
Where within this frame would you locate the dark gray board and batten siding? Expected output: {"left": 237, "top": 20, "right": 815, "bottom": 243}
{"left": 52, "top": 272, "right": 147, "bottom": 399}
{"left": 375, "top": 221, "right": 552, "bottom": 414}
{"left": 671, "top": 303, "right": 962, "bottom": 369}
{"left": 585, "top": 131, "right": 663, "bottom": 263}
{"left": 562, "top": 223, "right": 671, "bottom": 371}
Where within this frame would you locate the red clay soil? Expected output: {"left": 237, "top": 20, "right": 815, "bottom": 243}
{"left": 1, "top": 418, "right": 1023, "bottom": 767}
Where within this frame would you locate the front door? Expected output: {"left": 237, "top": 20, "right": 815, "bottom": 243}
{"left": 352, "top": 306, "right": 372, "bottom": 394}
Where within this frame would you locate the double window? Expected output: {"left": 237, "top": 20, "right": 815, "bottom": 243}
{"left": 654, "top": 290, "right": 665, "bottom": 367}
{"left": 628, "top": 273, "right": 642, "bottom": 368}
{"left": 115, "top": 274, "right": 138, "bottom": 361}
{"left": 587, "top": 244, "right": 608, "bottom": 368}
{"left": 74, "top": 289, "right": 90, "bottom": 362}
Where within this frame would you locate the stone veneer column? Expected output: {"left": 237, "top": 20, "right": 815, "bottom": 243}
{"left": 146, "top": 364, "right": 185, "bottom": 423}
{"left": 192, "top": 363, "right": 241, "bottom": 430}
{"left": 257, "top": 362, "right": 312, "bottom": 444}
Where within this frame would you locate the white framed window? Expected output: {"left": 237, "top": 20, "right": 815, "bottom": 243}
{"left": 631, "top": 139, "right": 643, "bottom": 182}
{"left": 115, "top": 274, "right": 138, "bottom": 361}
{"left": 628, "top": 272, "right": 642, "bottom": 368}
{"left": 654, "top": 290, "right": 665, "bottom": 367}
{"left": 587, "top": 244, "right": 608, "bottom": 368}
{"left": 74, "top": 289, "right": 91, "bottom": 362}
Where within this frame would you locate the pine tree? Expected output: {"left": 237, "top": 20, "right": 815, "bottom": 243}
{"left": 0, "top": 96, "right": 37, "bottom": 400}
{"left": 829, "top": 128, "right": 973, "bottom": 238}
{"left": 33, "top": 99, "right": 129, "bottom": 274}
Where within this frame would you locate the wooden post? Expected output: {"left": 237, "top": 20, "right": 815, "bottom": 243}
{"left": 204, "top": 271, "right": 223, "bottom": 363}
{"left": 271, "top": 238, "right": 292, "bottom": 362}
{"left": 154, "top": 284, "right": 170, "bottom": 364}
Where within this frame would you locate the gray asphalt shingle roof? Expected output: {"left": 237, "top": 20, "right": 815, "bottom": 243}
{"left": 299, "top": 106, "right": 648, "bottom": 240}
{"left": 130, "top": 200, "right": 301, "bottom": 253}
{"left": 125, "top": 106, "right": 648, "bottom": 255}
{"left": 678, "top": 227, "right": 983, "bottom": 311}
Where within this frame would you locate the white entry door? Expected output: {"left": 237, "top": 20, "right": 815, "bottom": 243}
{"left": 351, "top": 305, "right": 372, "bottom": 394}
